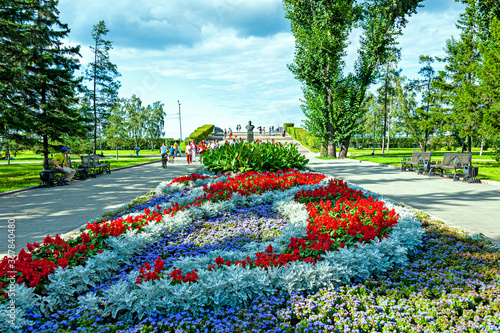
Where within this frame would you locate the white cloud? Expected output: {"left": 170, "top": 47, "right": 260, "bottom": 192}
{"left": 58, "top": 0, "right": 465, "bottom": 139}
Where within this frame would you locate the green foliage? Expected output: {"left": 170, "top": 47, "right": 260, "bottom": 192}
{"left": 480, "top": 17, "right": 500, "bottom": 139}
{"left": 283, "top": 123, "right": 294, "bottom": 131}
{"left": 179, "top": 125, "right": 214, "bottom": 152}
{"left": 83, "top": 20, "right": 121, "bottom": 153}
{"left": 0, "top": 0, "right": 90, "bottom": 160}
{"left": 202, "top": 141, "right": 308, "bottom": 173}
{"left": 287, "top": 127, "right": 321, "bottom": 151}
{"left": 284, "top": 0, "right": 423, "bottom": 158}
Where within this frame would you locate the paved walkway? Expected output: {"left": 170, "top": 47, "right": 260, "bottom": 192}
{"left": 1, "top": 134, "right": 498, "bottom": 259}
{"left": 306, "top": 156, "right": 500, "bottom": 244}
{"left": 0, "top": 159, "right": 199, "bottom": 257}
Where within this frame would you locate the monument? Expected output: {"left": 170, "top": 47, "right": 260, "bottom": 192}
{"left": 245, "top": 121, "right": 255, "bottom": 142}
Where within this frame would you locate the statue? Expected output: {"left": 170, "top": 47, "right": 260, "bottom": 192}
{"left": 245, "top": 121, "right": 255, "bottom": 142}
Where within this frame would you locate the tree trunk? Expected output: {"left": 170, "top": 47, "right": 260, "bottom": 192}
{"left": 338, "top": 135, "right": 351, "bottom": 159}
{"left": 321, "top": 143, "right": 327, "bottom": 157}
{"left": 116, "top": 143, "right": 119, "bottom": 159}
{"left": 467, "top": 135, "right": 472, "bottom": 154}
{"left": 382, "top": 64, "right": 389, "bottom": 154}
{"left": 328, "top": 141, "right": 336, "bottom": 158}
{"left": 480, "top": 140, "right": 484, "bottom": 156}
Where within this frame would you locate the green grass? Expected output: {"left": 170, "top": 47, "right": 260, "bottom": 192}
{"left": 345, "top": 148, "right": 500, "bottom": 182}
{"left": 0, "top": 157, "right": 160, "bottom": 193}
{"left": 0, "top": 149, "right": 161, "bottom": 163}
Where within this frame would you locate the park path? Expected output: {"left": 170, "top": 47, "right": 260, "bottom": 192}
{"left": 0, "top": 158, "right": 198, "bottom": 257}
{"left": 0, "top": 131, "right": 498, "bottom": 259}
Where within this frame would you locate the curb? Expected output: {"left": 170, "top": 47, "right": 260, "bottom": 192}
{"left": 0, "top": 160, "right": 161, "bottom": 197}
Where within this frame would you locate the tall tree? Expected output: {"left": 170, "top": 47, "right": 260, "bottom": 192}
{"left": 409, "top": 55, "right": 445, "bottom": 151}
{"left": 441, "top": 1, "right": 483, "bottom": 153}
{"left": 376, "top": 55, "right": 400, "bottom": 153}
{"left": 105, "top": 98, "right": 128, "bottom": 158}
{"left": 0, "top": 0, "right": 90, "bottom": 161}
{"left": 124, "top": 95, "right": 145, "bottom": 147}
{"left": 480, "top": 17, "right": 500, "bottom": 141}
{"left": 143, "top": 101, "right": 166, "bottom": 150}
{"left": 84, "top": 20, "right": 121, "bottom": 154}
{"left": 284, "top": 0, "right": 423, "bottom": 158}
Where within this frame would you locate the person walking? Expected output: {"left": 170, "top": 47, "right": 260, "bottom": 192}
{"left": 185, "top": 143, "right": 192, "bottom": 164}
{"left": 190, "top": 140, "right": 197, "bottom": 162}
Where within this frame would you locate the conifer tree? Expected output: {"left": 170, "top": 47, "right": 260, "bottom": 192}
{"left": 84, "top": 20, "right": 121, "bottom": 154}
{"left": 1, "top": 0, "right": 90, "bottom": 161}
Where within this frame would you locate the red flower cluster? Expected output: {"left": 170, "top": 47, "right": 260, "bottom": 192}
{"left": 169, "top": 174, "right": 211, "bottom": 186}
{"left": 203, "top": 169, "right": 326, "bottom": 202}
{"left": 306, "top": 197, "right": 398, "bottom": 244}
{"left": 135, "top": 256, "right": 165, "bottom": 284}
{"left": 295, "top": 178, "right": 364, "bottom": 204}
{"left": 135, "top": 256, "right": 198, "bottom": 285}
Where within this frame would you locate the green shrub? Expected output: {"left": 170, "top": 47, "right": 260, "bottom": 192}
{"left": 179, "top": 125, "right": 214, "bottom": 152}
{"left": 202, "top": 141, "right": 308, "bottom": 173}
{"left": 287, "top": 127, "right": 321, "bottom": 152}
{"left": 283, "top": 123, "right": 294, "bottom": 131}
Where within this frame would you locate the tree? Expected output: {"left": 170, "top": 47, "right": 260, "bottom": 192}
{"left": 83, "top": 20, "right": 121, "bottom": 154}
{"left": 284, "top": 0, "right": 423, "bottom": 158}
{"left": 440, "top": 1, "right": 483, "bottom": 153}
{"left": 124, "top": 95, "right": 145, "bottom": 147}
{"left": 480, "top": 17, "right": 500, "bottom": 144}
{"left": 0, "top": 0, "right": 91, "bottom": 162}
{"left": 375, "top": 54, "right": 401, "bottom": 153}
{"left": 408, "top": 55, "right": 446, "bottom": 151}
{"left": 143, "top": 101, "right": 166, "bottom": 150}
{"left": 105, "top": 99, "right": 128, "bottom": 158}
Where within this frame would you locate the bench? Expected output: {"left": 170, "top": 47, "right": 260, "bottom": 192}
{"left": 66, "top": 155, "right": 88, "bottom": 180}
{"left": 401, "top": 151, "right": 432, "bottom": 174}
{"left": 40, "top": 158, "right": 65, "bottom": 187}
{"left": 428, "top": 153, "right": 472, "bottom": 181}
{"left": 80, "top": 154, "right": 110, "bottom": 177}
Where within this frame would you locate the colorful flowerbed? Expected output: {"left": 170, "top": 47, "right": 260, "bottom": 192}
{"left": 1, "top": 168, "right": 499, "bottom": 332}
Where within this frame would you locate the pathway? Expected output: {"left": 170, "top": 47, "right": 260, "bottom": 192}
{"left": 0, "top": 158, "right": 198, "bottom": 257}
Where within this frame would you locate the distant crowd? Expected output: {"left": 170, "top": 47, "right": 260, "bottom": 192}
{"left": 223, "top": 124, "right": 286, "bottom": 139}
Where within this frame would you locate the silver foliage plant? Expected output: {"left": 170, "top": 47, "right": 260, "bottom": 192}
{"left": 1, "top": 170, "right": 424, "bottom": 329}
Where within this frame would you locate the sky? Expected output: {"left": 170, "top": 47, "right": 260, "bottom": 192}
{"left": 58, "top": 0, "right": 465, "bottom": 140}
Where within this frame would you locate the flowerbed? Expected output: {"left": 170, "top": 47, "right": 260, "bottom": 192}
{"left": 2, "top": 168, "right": 498, "bottom": 332}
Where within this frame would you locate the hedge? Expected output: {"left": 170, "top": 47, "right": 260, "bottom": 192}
{"left": 283, "top": 123, "right": 294, "bottom": 131}
{"left": 287, "top": 127, "right": 321, "bottom": 152}
{"left": 179, "top": 125, "right": 215, "bottom": 152}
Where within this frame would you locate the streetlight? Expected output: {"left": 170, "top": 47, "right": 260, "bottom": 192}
{"left": 372, "top": 111, "right": 376, "bottom": 156}
{"left": 178, "top": 100, "right": 182, "bottom": 141}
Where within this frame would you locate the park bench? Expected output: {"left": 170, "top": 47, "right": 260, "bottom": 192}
{"left": 40, "top": 158, "right": 64, "bottom": 187}
{"left": 80, "top": 154, "right": 110, "bottom": 177}
{"left": 401, "top": 151, "right": 432, "bottom": 174}
{"left": 66, "top": 155, "right": 88, "bottom": 180}
{"left": 428, "top": 153, "right": 472, "bottom": 181}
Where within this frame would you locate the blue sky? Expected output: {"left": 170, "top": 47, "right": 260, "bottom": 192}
{"left": 58, "top": 0, "right": 465, "bottom": 140}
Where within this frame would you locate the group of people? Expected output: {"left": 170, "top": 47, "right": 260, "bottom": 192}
{"left": 185, "top": 139, "right": 222, "bottom": 164}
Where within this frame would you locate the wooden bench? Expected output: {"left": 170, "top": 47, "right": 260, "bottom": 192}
{"left": 401, "top": 151, "right": 432, "bottom": 174}
{"left": 428, "top": 153, "right": 472, "bottom": 181}
{"left": 80, "top": 154, "right": 110, "bottom": 177}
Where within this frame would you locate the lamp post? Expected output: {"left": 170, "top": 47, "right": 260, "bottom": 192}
{"left": 178, "top": 100, "right": 182, "bottom": 141}
{"left": 372, "top": 112, "right": 376, "bottom": 156}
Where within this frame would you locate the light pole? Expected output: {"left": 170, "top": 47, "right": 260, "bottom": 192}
{"left": 178, "top": 100, "right": 182, "bottom": 142}
{"left": 372, "top": 112, "right": 376, "bottom": 156}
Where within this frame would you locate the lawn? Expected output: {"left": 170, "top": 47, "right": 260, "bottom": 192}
{"left": 0, "top": 157, "right": 160, "bottom": 193}
{"left": 344, "top": 148, "right": 500, "bottom": 182}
